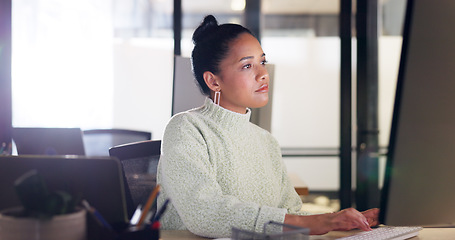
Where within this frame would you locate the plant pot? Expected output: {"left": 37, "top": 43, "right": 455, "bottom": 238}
{"left": 0, "top": 207, "right": 87, "bottom": 240}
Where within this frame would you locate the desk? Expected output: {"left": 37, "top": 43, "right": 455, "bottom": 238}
{"left": 160, "top": 228, "right": 455, "bottom": 240}
{"left": 294, "top": 186, "right": 309, "bottom": 196}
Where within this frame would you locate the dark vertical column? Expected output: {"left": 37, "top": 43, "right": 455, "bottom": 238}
{"left": 339, "top": 0, "right": 352, "bottom": 210}
{"left": 244, "top": 0, "right": 261, "bottom": 41}
{"left": 173, "top": 0, "right": 182, "bottom": 56}
{"left": 244, "top": 0, "right": 262, "bottom": 125}
{"left": 0, "top": 0, "right": 12, "bottom": 152}
{"left": 356, "top": 0, "right": 380, "bottom": 211}
{"left": 171, "top": 0, "right": 182, "bottom": 116}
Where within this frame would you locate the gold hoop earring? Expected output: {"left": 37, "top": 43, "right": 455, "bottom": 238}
{"left": 214, "top": 91, "right": 221, "bottom": 106}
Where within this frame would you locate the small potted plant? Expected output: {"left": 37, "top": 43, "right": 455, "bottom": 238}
{"left": 0, "top": 170, "right": 87, "bottom": 240}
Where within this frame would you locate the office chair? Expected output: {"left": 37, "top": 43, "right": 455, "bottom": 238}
{"left": 109, "top": 140, "right": 161, "bottom": 218}
{"left": 83, "top": 128, "right": 152, "bottom": 156}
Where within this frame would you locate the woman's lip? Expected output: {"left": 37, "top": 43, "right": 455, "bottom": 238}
{"left": 256, "top": 84, "right": 269, "bottom": 92}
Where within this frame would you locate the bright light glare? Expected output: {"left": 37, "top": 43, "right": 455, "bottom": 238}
{"left": 12, "top": 0, "right": 114, "bottom": 129}
{"left": 231, "top": 0, "right": 246, "bottom": 11}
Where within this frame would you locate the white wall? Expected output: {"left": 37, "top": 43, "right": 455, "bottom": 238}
{"left": 112, "top": 38, "right": 174, "bottom": 140}
{"left": 263, "top": 37, "right": 340, "bottom": 148}
{"left": 272, "top": 36, "right": 402, "bottom": 191}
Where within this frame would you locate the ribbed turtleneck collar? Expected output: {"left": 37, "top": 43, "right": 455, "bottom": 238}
{"left": 199, "top": 98, "right": 251, "bottom": 129}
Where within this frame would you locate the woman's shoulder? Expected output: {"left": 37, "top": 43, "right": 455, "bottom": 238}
{"left": 162, "top": 109, "right": 209, "bottom": 151}
{"left": 248, "top": 122, "right": 280, "bottom": 144}
{"left": 164, "top": 107, "right": 211, "bottom": 138}
{"left": 248, "top": 122, "right": 273, "bottom": 136}
{"left": 167, "top": 107, "right": 204, "bottom": 125}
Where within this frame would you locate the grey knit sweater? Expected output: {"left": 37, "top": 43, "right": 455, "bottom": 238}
{"left": 156, "top": 98, "right": 307, "bottom": 238}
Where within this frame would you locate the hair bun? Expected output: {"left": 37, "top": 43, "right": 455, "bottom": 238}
{"left": 192, "top": 15, "right": 219, "bottom": 44}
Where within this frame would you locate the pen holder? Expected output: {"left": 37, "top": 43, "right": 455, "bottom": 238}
{"left": 231, "top": 221, "right": 309, "bottom": 240}
{"left": 86, "top": 215, "right": 159, "bottom": 240}
{"left": 117, "top": 225, "right": 159, "bottom": 240}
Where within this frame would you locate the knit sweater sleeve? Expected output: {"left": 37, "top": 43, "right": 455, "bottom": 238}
{"left": 159, "top": 113, "right": 287, "bottom": 238}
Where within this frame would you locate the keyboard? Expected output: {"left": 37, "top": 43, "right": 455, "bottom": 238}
{"left": 337, "top": 226, "right": 422, "bottom": 240}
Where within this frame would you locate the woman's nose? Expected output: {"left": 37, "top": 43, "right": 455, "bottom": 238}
{"left": 257, "top": 67, "right": 269, "bottom": 82}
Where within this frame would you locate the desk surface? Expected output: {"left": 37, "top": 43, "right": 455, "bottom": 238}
{"left": 161, "top": 228, "right": 455, "bottom": 240}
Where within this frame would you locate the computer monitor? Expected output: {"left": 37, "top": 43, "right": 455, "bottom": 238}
{"left": 379, "top": 0, "right": 455, "bottom": 226}
{"left": 12, "top": 127, "right": 86, "bottom": 155}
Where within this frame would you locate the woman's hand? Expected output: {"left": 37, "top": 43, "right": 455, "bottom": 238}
{"left": 284, "top": 208, "right": 379, "bottom": 235}
{"left": 361, "top": 208, "right": 380, "bottom": 228}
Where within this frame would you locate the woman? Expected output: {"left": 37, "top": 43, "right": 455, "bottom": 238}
{"left": 156, "top": 15, "right": 379, "bottom": 238}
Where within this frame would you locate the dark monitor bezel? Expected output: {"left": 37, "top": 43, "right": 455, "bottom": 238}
{"left": 380, "top": 0, "right": 455, "bottom": 226}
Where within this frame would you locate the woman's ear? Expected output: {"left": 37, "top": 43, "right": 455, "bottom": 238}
{"left": 203, "top": 71, "right": 221, "bottom": 92}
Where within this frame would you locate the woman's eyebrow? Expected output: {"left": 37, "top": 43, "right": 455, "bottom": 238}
{"left": 239, "top": 53, "right": 266, "bottom": 62}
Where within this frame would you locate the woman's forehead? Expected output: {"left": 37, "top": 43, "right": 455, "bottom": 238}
{"left": 227, "top": 33, "right": 265, "bottom": 61}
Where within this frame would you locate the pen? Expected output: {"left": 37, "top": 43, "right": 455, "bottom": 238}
{"left": 137, "top": 184, "right": 161, "bottom": 227}
{"left": 82, "top": 199, "right": 113, "bottom": 230}
{"left": 129, "top": 204, "right": 143, "bottom": 225}
{"left": 152, "top": 198, "right": 170, "bottom": 223}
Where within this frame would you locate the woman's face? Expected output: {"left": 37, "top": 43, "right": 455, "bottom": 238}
{"left": 214, "top": 33, "right": 269, "bottom": 114}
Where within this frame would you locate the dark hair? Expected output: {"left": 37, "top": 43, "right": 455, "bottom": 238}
{"left": 191, "top": 15, "right": 253, "bottom": 96}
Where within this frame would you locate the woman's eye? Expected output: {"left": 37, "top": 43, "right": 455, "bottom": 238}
{"left": 243, "top": 64, "right": 251, "bottom": 69}
{"left": 261, "top": 60, "right": 268, "bottom": 65}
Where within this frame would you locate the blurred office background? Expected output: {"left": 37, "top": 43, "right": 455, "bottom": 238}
{"left": 3, "top": 0, "right": 406, "bottom": 210}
